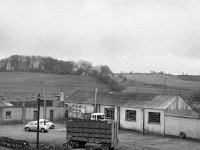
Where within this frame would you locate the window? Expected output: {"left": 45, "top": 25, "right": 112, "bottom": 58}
{"left": 148, "top": 112, "right": 160, "bottom": 124}
{"left": 6, "top": 111, "right": 11, "bottom": 118}
{"left": 125, "top": 110, "right": 136, "bottom": 121}
{"left": 97, "top": 115, "right": 105, "bottom": 120}
{"left": 104, "top": 108, "right": 114, "bottom": 120}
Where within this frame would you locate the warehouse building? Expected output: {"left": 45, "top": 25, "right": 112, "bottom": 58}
{"left": 65, "top": 90, "right": 200, "bottom": 139}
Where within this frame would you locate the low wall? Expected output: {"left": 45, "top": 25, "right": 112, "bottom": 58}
{"left": 165, "top": 115, "right": 200, "bottom": 139}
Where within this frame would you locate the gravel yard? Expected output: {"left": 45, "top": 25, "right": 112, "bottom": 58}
{"left": 0, "top": 123, "right": 200, "bottom": 150}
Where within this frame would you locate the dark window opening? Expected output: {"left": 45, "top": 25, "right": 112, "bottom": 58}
{"left": 125, "top": 110, "right": 136, "bottom": 121}
{"left": 6, "top": 111, "right": 11, "bottom": 118}
{"left": 148, "top": 112, "right": 160, "bottom": 124}
{"left": 104, "top": 108, "right": 114, "bottom": 120}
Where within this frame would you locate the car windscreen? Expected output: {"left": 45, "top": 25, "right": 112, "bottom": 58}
{"left": 97, "top": 115, "right": 105, "bottom": 119}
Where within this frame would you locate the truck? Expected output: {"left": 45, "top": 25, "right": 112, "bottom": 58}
{"left": 90, "top": 113, "right": 106, "bottom": 121}
{"left": 66, "top": 118, "right": 118, "bottom": 150}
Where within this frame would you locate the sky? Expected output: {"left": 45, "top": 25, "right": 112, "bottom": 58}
{"left": 0, "top": 0, "right": 200, "bottom": 75}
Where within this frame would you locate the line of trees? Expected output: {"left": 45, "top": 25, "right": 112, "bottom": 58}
{"left": 0, "top": 55, "right": 123, "bottom": 91}
{"left": 0, "top": 55, "right": 112, "bottom": 75}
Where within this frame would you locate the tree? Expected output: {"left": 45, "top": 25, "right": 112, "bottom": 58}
{"left": 10, "top": 55, "right": 20, "bottom": 71}
{"left": 100, "top": 65, "right": 113, "bottom": 75}
{"left": 0, "top": 58, "right": 9, "bottom": 71}
{"left": 109, "top": 79, "right": 123, "bottom": 91}
{"left": 77, "top": 60, "right": 92, "bottom": 75}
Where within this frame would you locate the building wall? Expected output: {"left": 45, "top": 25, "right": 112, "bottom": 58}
{"left": 1, "top": 106, "right": 64, "bottom": 124}
{"left": 165, "top": 115, "right": 200, "bottom": 139}
{"left": 64, "top": 101, "right": 200, "bottom": 139}
{"left": 120, "top": 107, "right": 143, "bottom": 132}
{"left": 66, "top": 103, "right": 94, "bottom": 118}
{"left": 25, "top": 106, "right": 64, "bottom": 122}
{"left": 0, "top": 108, "right": 3, "bottom": 124}
{"left": 2, "top": 108, "right": 22, "bottom": 124}
{"left": 165, "top": 109, "right": 199, "bottom": 118}
{"left": 25, "top": 107, "right": 38, "bottom": 122}
{"left": 166, "top": 97, "right": 198, "bottom": 118}
{"left": 144, "top": 109, "right": 165, "bottom": 134}
{"left": 100, "top": 105, "right": 118, "bottom": 122}
{"left": 167, "top": 96, "right": 190, "bottom": 110}
{"left": 177, "top": 96, "right": 189, "bottom": 109}
{"left": 46, "top": 107, "right": 64, "bottom": 121}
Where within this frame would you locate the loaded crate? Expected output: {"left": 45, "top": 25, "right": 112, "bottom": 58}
{"left": 66, "top": 118, "right": 118, "bottom": 150}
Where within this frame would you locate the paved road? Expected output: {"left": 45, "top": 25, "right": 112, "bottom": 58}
{"left": 0, "top": 123, "right": 200, "bottom": 150}
{"left": 118, "top": 130, "right": 200, "bottom": 150}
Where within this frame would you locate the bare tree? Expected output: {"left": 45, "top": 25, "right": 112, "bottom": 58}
{"left": 77, "top": 60, "right": 92, "bottom": 75}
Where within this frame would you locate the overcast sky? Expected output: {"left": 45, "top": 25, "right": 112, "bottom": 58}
{"left": 0, "top": 0, "right": 200, "bottom": 74}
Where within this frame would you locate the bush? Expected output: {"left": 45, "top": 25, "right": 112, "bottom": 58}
{"left": 109, "top": 79, "right": 123, "bottom": 91}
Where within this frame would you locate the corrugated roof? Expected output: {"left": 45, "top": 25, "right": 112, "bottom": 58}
{"left": 66, "top": 90, "right": 177, "bottom": 109}
{"left": 123, "top": 95, "right": 176, "bottom": 109}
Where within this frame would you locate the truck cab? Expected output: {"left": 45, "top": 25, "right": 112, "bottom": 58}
{"left": 90, "top": 113, "right": 106, "bottom": 121}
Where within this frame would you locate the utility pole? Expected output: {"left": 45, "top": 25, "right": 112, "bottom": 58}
{"left": 94, "top": 81, "right": 97, "bottom": 113}
{"left": 164, "top": 78, "right": 167, "bottom": 94}
{"left": 41, "top": 81, "right": 46, "bottom": 125}
{"left": 44, "top": 84, "right": 46, "bottom": 125}
{"left": 37, "top": 94, "right": 40, "bottom": 150}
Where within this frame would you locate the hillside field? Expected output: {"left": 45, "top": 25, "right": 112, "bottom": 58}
{"left": 0, "top": 72, "right": 109, "bottom": 100}
{"left": 119, "top": 73, "right": 200, "bottom": 94}
{"left": 1, "top": 72, "right": 200, "bottom": 101}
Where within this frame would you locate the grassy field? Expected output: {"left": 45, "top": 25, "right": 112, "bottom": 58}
{"left": 0, "top": 72, "right": 109, "bottom": 100}
{"left": 119, "top": 73, "right": 200, "bottom": 94}
{"left": 1, "top": 72, "right": 200, "bottom": 100}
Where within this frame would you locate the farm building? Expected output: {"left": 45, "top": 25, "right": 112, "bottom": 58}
{"left": 0, "top": 100, "right": 13, "bottom": 124}
{"left": 65, "top": 90, "right": 200, "bottom": 139}
{"left": 0, "top": 95, "right": 65, "bottom": 124}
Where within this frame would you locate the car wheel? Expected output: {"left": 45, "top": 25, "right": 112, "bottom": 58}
{"left": 16, "top": 145, "right": 23, "bottom": 150}
{"left": 50, "top": 125, "right": 55, "bottom": 129}
{"left": 41, "top": 128, "right": 46, "bottom": 133}
{"left": 67, "top": 141, "right": 75, "bottom": 149}
{"left": 101, "top": 143, "right": 110, "bottom": 150}
{"left": 25, "top": 127, "right": 30, "bottom": 131}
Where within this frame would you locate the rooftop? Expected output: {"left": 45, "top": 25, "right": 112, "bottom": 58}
{"left": 66, "top": 90, "right": 178, "bottom": 109}
{"left": 0, "top": 99, "right": 13, "bottom": 107}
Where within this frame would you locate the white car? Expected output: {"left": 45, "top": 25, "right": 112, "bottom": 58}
{"left": 35, "top": 119, "right": 55, "bottom": 129}
{"left": 24, "top": 121, "right": 49, "bottom": 133}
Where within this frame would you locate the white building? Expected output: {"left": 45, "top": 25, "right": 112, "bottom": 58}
{"left": 65, "top": 90, "right": 200, "bottom": 139}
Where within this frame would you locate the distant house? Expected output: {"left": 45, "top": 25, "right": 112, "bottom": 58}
{"left": 0, "top": 96, "right": 65, "bottom": 125}
{"left": 65, "top": 90, "right": 200, "bottom": 139}
{"left": 0, "top": 99, "right": 14, "bottom": 124}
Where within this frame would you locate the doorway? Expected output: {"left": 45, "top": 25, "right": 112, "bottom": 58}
{"left": 50, "top": 110, "right": 54, "bottom": 121}
{"left": 33, "top": 111, "right": 38, "bottom": 120}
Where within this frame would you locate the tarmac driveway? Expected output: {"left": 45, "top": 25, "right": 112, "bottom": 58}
{"left": 0, "top": 123, "right": 200, "bottom": 150}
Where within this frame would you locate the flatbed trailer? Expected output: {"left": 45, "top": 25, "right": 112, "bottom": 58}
{"left": 66, "top": 119, "right": 118, "bottom": 150}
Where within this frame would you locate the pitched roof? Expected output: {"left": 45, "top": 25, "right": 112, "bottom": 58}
{"left": 9, "top": 100, "right": 53, "bottom": 108}
{"left": 66, "top": 90, "right": 177, "bottom": 109}
{"left": 123, "top": 95, "right": 176, "bottom": 109}
{"left": 179, "top": 92, "right": 200, "bottom": 113}
{"left": 0, "top": 99, "right": 13, "bottom": 107}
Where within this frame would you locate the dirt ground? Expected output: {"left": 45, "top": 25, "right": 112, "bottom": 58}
{"left": 0, "top": 123, "right": 200, "bottom": 150}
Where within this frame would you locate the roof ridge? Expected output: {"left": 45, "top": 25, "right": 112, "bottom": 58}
{"left": 73, "top": 90, "right": 177, "bottom": 96}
